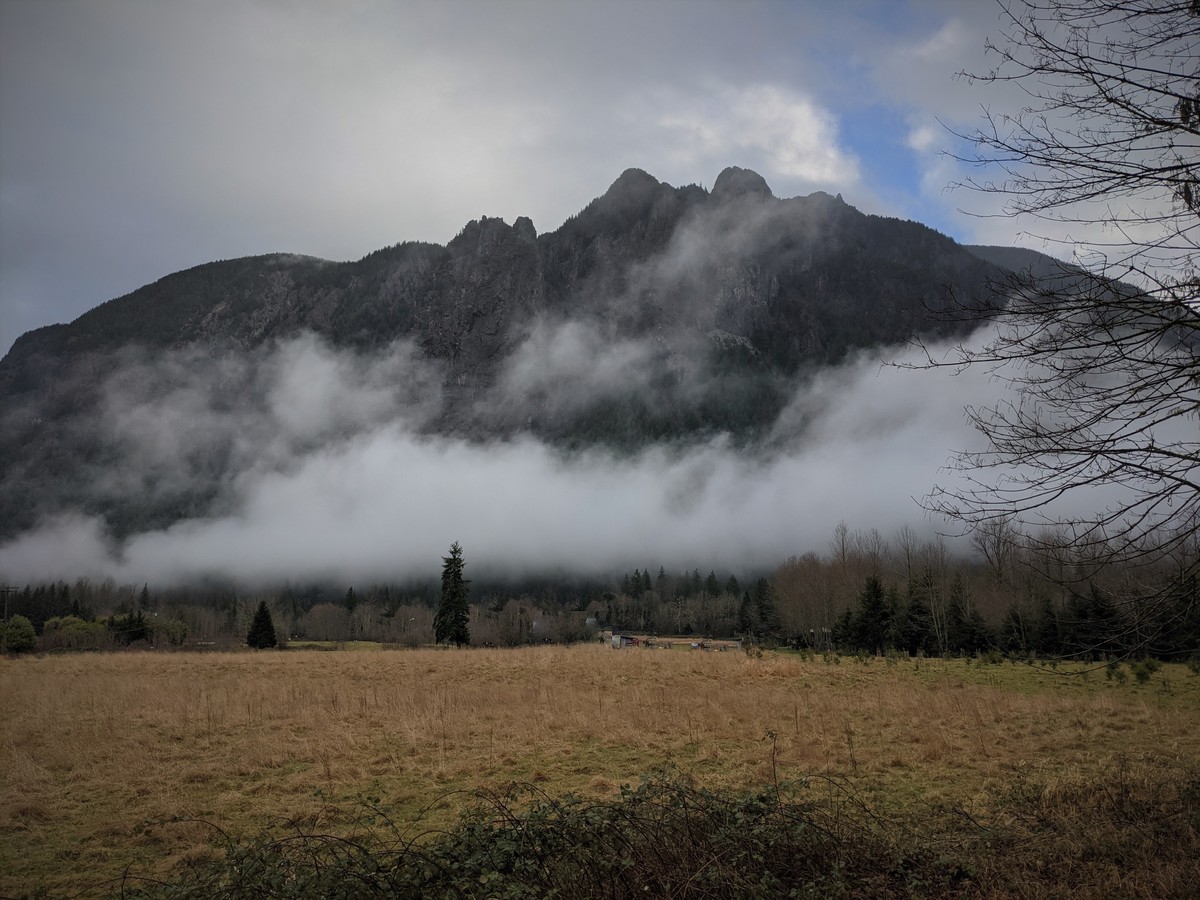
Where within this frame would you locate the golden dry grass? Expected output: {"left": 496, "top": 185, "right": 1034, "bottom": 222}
{"left": 2, "top": 645, "right": 1198, "bottom": 896}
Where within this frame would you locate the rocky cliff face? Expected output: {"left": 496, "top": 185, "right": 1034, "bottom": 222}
{"left": 0, "top": 167, "right": 1008, "bottom": 540}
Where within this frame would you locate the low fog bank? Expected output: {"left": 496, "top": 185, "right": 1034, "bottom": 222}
{"left": 0, "top": 331, "right": 1007, "bottom": 586}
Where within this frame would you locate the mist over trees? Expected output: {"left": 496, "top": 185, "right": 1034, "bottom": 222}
{"left": 4, "top": 518, "right": 1195, "bottom": 660}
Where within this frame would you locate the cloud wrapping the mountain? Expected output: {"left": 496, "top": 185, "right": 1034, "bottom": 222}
{"left": 0, "top": 330, "right": 1006, "bottom": 586}
{"left": 494, "top": 320, "right": 662, "bottom": 418}
{"left": 91, "top": 334, "right": 442, "bottom": 505}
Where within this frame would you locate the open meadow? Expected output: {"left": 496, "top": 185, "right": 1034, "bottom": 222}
{"left": 3, "top": 644, "right": 1199, "bottom": 896}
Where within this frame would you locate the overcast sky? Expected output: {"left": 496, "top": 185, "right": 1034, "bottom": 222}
{"left": 0, "top": 0, "right": 1043, "bottom": 356}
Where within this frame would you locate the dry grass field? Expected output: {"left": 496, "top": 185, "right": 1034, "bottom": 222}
{"left": 2, "top": 645, "right": 1198, "bottom": 896}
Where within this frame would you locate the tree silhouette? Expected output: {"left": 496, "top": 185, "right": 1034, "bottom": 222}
{"left": 435, "top": 542, "right": 471, "bottom": 647}
{"left": 247, "top": 600, "right": 278, "bottom": 649}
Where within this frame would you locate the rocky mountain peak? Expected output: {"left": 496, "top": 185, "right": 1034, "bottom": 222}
{"left": 711, "top": 166, "right": 773, "bottom": 202}
{"left": 596, "top": 168, "right": 665, "bottom": 215}
{"left": 513, "top": 216, "right": 537, "bottom": 242}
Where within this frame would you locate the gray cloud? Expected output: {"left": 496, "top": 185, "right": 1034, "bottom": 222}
{"left": 74, "top": 334, "right": 444, "bottom": 522}
{"left": 0, "top": 330, "right": 1006, "bottom": 586}
{"left": 493, "top": 319, "right": 663, "bottom": 419}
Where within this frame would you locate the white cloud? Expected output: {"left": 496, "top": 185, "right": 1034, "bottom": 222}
{"left": 496, "top": 320, "right": 659, "bottom": 416}
{"left": 0, "top": 332, "right": 1014, "bottom": 586}
{"left": 908, "top": 18, "right": 972, "bottom": 63}
{"left": 906, "top": 124, "right": 938, "bottom": 154}
{"left": 656, "top": 83, "right": 860, "bottom": 189}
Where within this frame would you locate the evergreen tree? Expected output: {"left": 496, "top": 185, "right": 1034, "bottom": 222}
{"left": 110, "top": 610, "right": 151, "bottom": 646}
{"left": 851, "top": 576, "right": 890, "bottom": 654}
{"left": 705, "top": 571, "right": 721, "bottom": 596}
{"left": 753, "top": 578, "right": 782, "bottom": 641}
{"left": 380, "top": 585, "right": 401, "bottom": 617}
{"left": 1063, "top": 585, "right": 1121, "bottom": 658}
{"left": 832, "top": 606, "right": 854, "bottom": 648}
{"left": 435, "top": 541, "right": 471, "bottom": 647}
{"left": 677, "top": 572, "right": 694, "bottom": 600}
{"left": 1150, "top": 575, "right": 1200, "bottom": 659}
{"left": 896, "top": 591, "right": 937, "bottom": 656}
{"left": 1034, "top": 594, "right": 1061, "bottom": 656}
{"left": 946, "top": 574, "right": 991, "bottom": 655}
{"left": 247, "top": 600, "right": 278, "bottom": 649}
{"left": 883, "top": 585, "right": 905, "bottom": 650}
{"left": 138, "top": 583, "right": 150, "bottom": 611}
{"left": 738, "top": 591, "right": 756, "bottom": 637}
{"left": 725, "top": 574, "right": 740, "bottom": 596}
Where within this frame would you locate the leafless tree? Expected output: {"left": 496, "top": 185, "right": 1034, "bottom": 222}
{"left": 895, "top": 524, "right": 920, "bottom": 587}
{"left": 830, "top": 521, "right": 851, "bottom": 571}
{"left": 919, "top": 1, "right": 1200, "bottom": 638}
{"left": 854, "top": 528, "right": 889, "bottom": 576}
{"left": 971, "top": 516, "right": 1019, "bottom": 585}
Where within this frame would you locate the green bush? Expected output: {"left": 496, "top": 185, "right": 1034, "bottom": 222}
{"left": 1131, "top": 658, "right": 1162, "bottom": 684}
{"left": 1, "top": 615, "right": 36, "bottom": 653}
{"left": 0, "top": 619, "right": 35, "bottom": 652}
{"left": 41, "top": 615, "right": 109, "bottom": 651}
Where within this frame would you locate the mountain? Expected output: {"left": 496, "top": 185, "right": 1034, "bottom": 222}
{"left": 0, "top": 167, "right": 1014, "bottom": 543}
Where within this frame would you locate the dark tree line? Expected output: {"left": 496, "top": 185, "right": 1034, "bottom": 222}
{"left": 4, "top": 517, "right": 1197, "bottom": 658}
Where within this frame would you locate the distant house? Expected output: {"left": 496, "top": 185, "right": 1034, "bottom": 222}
{"left": 611, "top": 633, "right": 640, "bottom": 649}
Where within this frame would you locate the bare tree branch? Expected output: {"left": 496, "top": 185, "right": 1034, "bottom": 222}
{"left": 914, "top": 0, "right": 1200, "bottom": 655}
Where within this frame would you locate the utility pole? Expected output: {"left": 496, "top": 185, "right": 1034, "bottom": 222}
{"left": 1, "top": 586, "right": 19, "bottom": 655}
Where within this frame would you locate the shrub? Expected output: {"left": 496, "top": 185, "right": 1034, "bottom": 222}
{"left": 1131, "top": 658, "right": 1162, "bottom": 684}
{"left": 106, "top": 760, "right": 1200, "bottom": 898}
{"left": 119, "top": 774, "right": 975, "bottom": 898}
{"left": 109, "top": 611, "right": 151, "bottom": 645}
{"left": 41, "top": 615, "right": 108, "bottom": 651}
{"left": 1, "top": 615, "right": 36, "bottom": 653}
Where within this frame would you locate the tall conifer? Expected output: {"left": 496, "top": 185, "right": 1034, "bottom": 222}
{"left": 247, "top": 600, "right": 278, "bottom": 649}
{"left": 435, "top": 542, "right": 471, "bottom": 647}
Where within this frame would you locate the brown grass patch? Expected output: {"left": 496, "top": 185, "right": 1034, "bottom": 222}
{"left": 1, "top": 646, "right": 1198, "bottom": 896}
